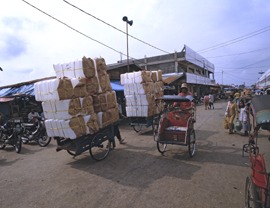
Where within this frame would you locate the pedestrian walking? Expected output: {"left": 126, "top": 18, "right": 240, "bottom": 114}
{"left": 208, "top": 93, "right": 214, "bottom": 109}
{"left": 238, "top": 100, "right": 249, "bottom": 136}
{"left": 225, "top": 95, "right": 238, "bottom": 134}
{"left": 203, "top": 93, "right": 209, "bottom": 110}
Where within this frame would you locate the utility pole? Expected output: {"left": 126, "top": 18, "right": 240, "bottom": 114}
{"left": 122, "top": 16, "right": 133, "bottom": 73}
{"left": 222, "top": 70, "right": 223, "bottom": 85}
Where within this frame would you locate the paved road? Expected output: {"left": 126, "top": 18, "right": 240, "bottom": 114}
{"left": 1, "top": 101, "right": 269, "bottom": 208}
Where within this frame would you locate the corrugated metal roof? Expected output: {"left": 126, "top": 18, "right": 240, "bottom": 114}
{"left": 107, "top": 62, "right": 141, "bottom": 71}
{"left": 184, "top": 45, "right": 215, "bottom": 73}
{"left": 162, "top": 73, "right": 184, "bottom": 85}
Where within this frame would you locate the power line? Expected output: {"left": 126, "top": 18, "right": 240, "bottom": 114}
{"left": 21, "top": 0, "right": 121, "bottom": 55}
{"left": 63, "top": 0, "right": 171, "bottom": 54}
{"left": 198, "top": 25, "right": 270, "bottom": 53}
{"left": 216, "top": 65, "right": 270, "bottom": 71}
{"left": 206, "top": 46, "right": 270, "bottom": 59}
{"left": 24, "top": 0, "right": 213, "bottom": 72}
{"left": 21, "top": 0, "right": 168, "bottom": 72}
{"left": 224, "top": 71, "right": 256, "bottom": 82}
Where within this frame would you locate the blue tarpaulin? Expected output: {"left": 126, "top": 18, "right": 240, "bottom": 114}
{"left": 0, "top": 84, "right": 34, "bottom": 97}
{"left": 0, "top": 81, "right": 123, "bottom": 98}
{"left": 110, "top": 80, "right": 124, "bottom": 91}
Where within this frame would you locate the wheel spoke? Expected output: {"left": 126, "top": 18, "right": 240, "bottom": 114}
{"left": 157, "top": 142, "right": 167, "bottom": 154}
{"left": 188, "top": 130, "right": 196, "bottom": 157}
{"left": 90, "top": 133, "right": 110, "bottom": 161}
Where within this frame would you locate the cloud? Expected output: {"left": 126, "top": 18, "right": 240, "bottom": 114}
{"left": 12, "top": 68, "right": 33, "bottom": 74}
{"left": 1, "top": 0, "right": 270, "bottom": 87}
{"left": 0, "top": 34, "right": 27, "bottom": 60}
{"left": 2, "top": 17, "right": 26, "bottom": 30}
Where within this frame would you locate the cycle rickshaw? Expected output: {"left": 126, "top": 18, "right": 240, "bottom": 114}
{"left": 242, "top": 95, "right": 270, "bottom": 208}
{"left": 153, "top": 95, "right": 196, "bottom": 157}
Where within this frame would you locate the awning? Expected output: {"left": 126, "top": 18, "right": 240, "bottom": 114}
{"left": 162, "top": 74, "right": 184, "bottom": 85}
{"left": 0, "top": 84, "right": 34, "bottom": 97}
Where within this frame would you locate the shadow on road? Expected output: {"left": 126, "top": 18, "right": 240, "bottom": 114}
{"left": 195, "top": 129, "right": 220, "bottom": 141}
{"left": 0, "top": 158, "right": 20, "bottom": 166}
{"left": 67, "top": 148, "right": 201, "bottom": 188}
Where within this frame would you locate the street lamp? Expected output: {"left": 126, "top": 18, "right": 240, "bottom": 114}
{"left": 122, "top": 16, "right": 133, "bottom": 72}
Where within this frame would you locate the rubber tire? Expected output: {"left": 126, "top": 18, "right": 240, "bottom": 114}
{"left": 0, "top": 142, "right": 6, "bottom": 149}
{"left": 245, "top": 176, "right": 260, "bottom": 208}
{"left": 133, "top": 125, "right": 142, "bottom": 133}
{"left": 0, "top": 133, "right": 6, "bottom": 149}
{"left": 14, "top": 136, "right": 22, "bottom": 154}
{"left": 38, "top": 135, "right": 51, "bottom": 147}
{"left": 188, "top": 129, "right": 196, "bottom": 158}
{"left": 157, "top": 142, "right": 167, "bottom": 154}
{"left": 89, "top": 133, "right": 110, "bottom": 161}
{"left": 67, "top": 150, "right": 76, "bottom": 156}
{"left": 153, "top": 123, "right": 159, "bottom": 142}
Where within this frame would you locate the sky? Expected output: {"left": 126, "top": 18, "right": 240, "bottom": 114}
{"left": 1, "top": 0, "right": 270, "bottom": 87}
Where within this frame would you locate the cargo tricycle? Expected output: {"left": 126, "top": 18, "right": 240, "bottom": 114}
{"left": 54, "top": 124, "right": 116, "bottom": 161}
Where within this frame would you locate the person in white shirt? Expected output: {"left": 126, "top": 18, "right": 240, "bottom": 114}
{"left": 28, "top": 109, "right": 40, "bottom": 123}
{"left": 238, "top": 100, "right": 248, "bottom": 136}
{"left": 208, "top": 93, "right": 214, "bottom": 109}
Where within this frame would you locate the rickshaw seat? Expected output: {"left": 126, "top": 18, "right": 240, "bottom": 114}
{"left": 167, "top": 110, "right": 192, "bottom": 127}
{"left": 165, "top": 126, "right": 188, "bottom": 132}
{"left": 250, "top": 154, "right": 268, "bottom": 189}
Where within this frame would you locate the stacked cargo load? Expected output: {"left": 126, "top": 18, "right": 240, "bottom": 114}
{"left": 120, "top": 70, "right": 164, "bottom": 117}
{"left": 34, "top": 57, "right": 119, "bottom": 140}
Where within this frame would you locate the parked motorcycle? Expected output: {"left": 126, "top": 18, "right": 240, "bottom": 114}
{"left": 21, "top": 118, "right": 51, "bottom": 147}
{"left": 0, "top": 118, "right": 22, "bottom": 153}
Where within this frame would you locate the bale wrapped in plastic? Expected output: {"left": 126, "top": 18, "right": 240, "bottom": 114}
{"left": 34, "top": 78, "right": 74, "bottom": 101}
{"left": 97, "top": 107, "right": 119, "bottom": 129}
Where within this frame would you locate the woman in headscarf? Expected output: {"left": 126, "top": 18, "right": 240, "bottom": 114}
{"left": 225, "top": 95, "right": 238, "bottom": 134}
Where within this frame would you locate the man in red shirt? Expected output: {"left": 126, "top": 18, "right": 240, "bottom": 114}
{"left": 174, "top": 83, "right": 194, "bottom": 110}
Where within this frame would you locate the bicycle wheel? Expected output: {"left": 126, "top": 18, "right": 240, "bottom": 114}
{"left": 188, "top": 129, "right": 196, "bottom": 158}
{"left": 153, "top": 123, "right": 159, "bottom": 142}
{"left": 157, "top": 142, "right": 167, "bottom": 154}
{"left": 133, "top": 125, "right": 142, "bottom": 133}
{"left": 67, "top": 150, "right": 76, "bottom": 156}
{"left": 245, "top": 176, "right": 260, "bottom": 208}
{"left": 89, "top": 133, "right": 110, "bottom": 161}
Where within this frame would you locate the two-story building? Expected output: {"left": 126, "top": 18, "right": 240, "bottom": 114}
{"left": 107, "top": 45, "right": 218, "bottom": 98}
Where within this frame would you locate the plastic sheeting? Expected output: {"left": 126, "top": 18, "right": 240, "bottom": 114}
{"left": 110, "top": 81, "right": 124, "bottom": 91}
{"left": 0, "top": 81, "right": 123, "bottom": 98}
{"left": 0, "top": 84, "right": 34, "bottom": 97}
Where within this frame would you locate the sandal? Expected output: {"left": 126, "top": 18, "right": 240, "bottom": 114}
{"left": 119, "top": 139, "right": 126, "bottom": 144}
